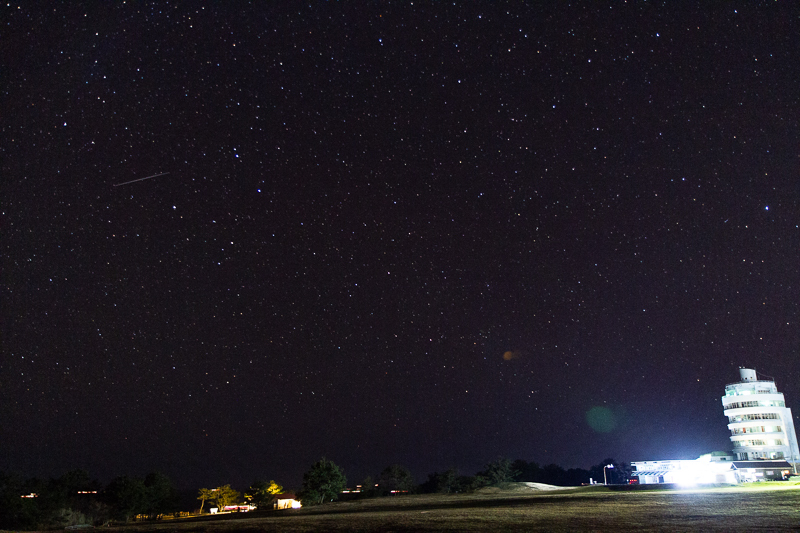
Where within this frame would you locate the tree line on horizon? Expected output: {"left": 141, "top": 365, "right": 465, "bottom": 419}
{"left": 0, "top": 457, "right": 630, "bottom": 530}
{"left": 0, "top": 470, "right": 179, "bottom": 530}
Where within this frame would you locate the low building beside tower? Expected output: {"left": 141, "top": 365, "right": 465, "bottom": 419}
{"left": 631, "top": 455, "right": 792, "bottom": 485}
{"left": 631, "top": 453, "right": 737, "bottom": 485}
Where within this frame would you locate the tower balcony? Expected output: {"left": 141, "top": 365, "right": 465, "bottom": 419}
{"left": 724, "top": 379, "right": 778, "bottom": 393}
{"left": 727, "top": 420, "right": 784, "bottom": 431}
{"left": 728, "top": 430, "right": 785, "bottom": 441}
{"left": 723, "top": 405, "right": 785, "bottom": 417}
{"left": 721, "top": 393, "right": 786, "bottom": 409}
{"left": 730, "top": 434, "right": 786, "bottom": 447}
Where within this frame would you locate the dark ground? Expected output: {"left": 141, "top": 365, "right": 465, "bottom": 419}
{"left": 102, "top": 483, "right": 800, "bottom": 532}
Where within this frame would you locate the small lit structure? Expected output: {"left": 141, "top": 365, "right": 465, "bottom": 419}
{"left": 223, "top": 504, "right": 256, "bottom": 512}
{"left": 731, "top": 461, "right": 794, "bottom": 482}
{"left": 722, "top": 368, "right": 800, "bottom": 468}
{"left": 274, "top": 493, "right": 301, "bottom": 509}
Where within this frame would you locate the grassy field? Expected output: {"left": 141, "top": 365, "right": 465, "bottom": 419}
{"left": 110, "top": 483, "right": 800, "bottom": 532}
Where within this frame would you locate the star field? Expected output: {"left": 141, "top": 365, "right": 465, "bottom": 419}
{"left": 3, "top": 3, "right": 799, "bottom": 489}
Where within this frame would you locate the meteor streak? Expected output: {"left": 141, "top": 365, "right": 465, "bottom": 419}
{"left": 113, "top": 172, "right": 170, "bottom": 187}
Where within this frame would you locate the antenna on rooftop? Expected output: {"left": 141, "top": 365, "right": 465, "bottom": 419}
{"left": 758, "top": 370, "right": 777, "bottom": 388}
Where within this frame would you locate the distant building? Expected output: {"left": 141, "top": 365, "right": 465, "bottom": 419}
{"left": 631, "top": 456, "right": 793, "bottom": 484}
{"left": 223, "top": 504, "right": 256, "bottom": 512}
{"left": 274, "top": 493, "right": 301, "bottom": 509}
{"left": 730, "top": 461, "right": 794, "bottom": 483}
{"left": 632, "top": 453, "right": 737, "bottom": 485}
{"left": 722, "top": 368, "right": 800, "bottom": 466}
{"left": 632, "top": 367, "right": 800, "bottom": 484}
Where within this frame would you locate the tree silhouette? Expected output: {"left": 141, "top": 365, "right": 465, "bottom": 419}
{"left": 197, "top": 488, "right": 214, "bottom": 513}
{"left": 300, "top": 458, "right": 347, "bottom": 505}
{"left": 211, "top": 485, "right": 240, "bottom": 510}
{"left": 377, "top": 464, "right": 415, "bottom": 495}
{"left": 245, "top": 480, "right": 284, "bottom": 509}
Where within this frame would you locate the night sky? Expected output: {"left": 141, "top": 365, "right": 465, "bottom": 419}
{"left": 4, "top": 3, "right": 800, "bottom": 491}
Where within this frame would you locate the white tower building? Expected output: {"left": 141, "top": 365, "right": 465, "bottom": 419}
{"left": 722, "top": 368, "right": 799, "bottom": 467}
